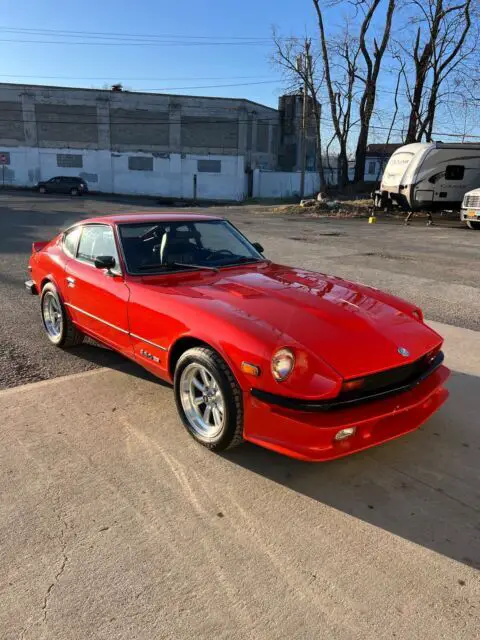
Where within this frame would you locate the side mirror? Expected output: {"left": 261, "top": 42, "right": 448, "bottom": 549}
{"left": 94, "top": 255, "right": 116, "bottom": 272}
{"left": 252, "top": 242, "right": 264, "bottom": 254}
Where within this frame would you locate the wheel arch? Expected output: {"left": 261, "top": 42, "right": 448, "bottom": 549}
{"left": 169, "top": 336, "right": 218, "bottom": 379}
{"left": 39, "top": 275, "right": 66, "bottom": 304}
{"left": 168, "top": 335, "right": 246, "bottom": 389}
{"left": 40, "top": 276, "right": 53, "bottom": 291}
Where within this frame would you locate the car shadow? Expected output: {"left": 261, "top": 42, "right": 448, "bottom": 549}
{"left": 66, "top": 339, "right": 172, "bottom": 387}
{"left": 223, "top": 370, "right": 480, "bottom": 570}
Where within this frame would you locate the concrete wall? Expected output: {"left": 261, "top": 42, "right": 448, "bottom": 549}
{"left": 252, "top": 169, "right": 320, "bottom": 199}
{"left": 0, "top": 83, "right": 283, "bottom": 199}
{"left": 0, "top": 145, "right": 246, "bottom": 201}
{"left": 0, "top": 83, "right": 278, "bottom": 169}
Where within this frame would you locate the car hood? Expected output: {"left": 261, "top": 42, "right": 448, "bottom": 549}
{"left": 173, "top": 263, "right": 442, "bottom": 379}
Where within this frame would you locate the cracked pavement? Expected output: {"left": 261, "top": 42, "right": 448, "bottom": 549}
{"left": 1, "top": 192, "right": 479, "bottom": 638}
{"left": 0, "top": 321, "right": 479, "bottom": 639}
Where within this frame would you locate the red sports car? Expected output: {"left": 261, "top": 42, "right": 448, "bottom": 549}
{"left": 25, "top": 213, "right": 449, "bottom": 461}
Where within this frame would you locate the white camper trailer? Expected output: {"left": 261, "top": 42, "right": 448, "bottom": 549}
{"left": 375, "top": 142, "right": 480, "bottom": 211}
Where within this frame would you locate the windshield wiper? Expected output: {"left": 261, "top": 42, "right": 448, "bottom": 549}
{"left": 137, "top": 262, "right": 218, "bottom": 273}
{"left": 217, "top": 257, "right": 264, "bottom": 267}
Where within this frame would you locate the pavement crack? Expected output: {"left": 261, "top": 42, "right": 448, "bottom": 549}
{"left": 19, "top": 517, "right": 70, "bottom": 639}
{"left": 41, "top": 518, "right": 69, "bottom": 625}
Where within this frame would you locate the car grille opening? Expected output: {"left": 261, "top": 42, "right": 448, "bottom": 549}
{"left": 339, "top": 349, "right": 441, "bottom": 403}
{"left": 463, "top": 195, "right": 480, "bottom": 208}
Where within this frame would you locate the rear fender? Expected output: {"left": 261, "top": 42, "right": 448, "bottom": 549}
{"left": 32, "top": 241, "right": 48, "bottom": 253}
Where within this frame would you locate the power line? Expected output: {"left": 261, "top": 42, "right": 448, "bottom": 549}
{"left": 0, "top": 73, "right": 275, "bottom": 81}
{"left": 0, "top": 26, "right": 275, "bottom": 42}
{"left": 0, "top": 37, "right": 271, "bottom": 47}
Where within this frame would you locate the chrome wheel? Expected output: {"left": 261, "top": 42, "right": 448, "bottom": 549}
{"left": 179, "top": 363, "right": 225, "bottom": 439}
{"left": 42, "top": 292, "right": 63, "bottom": 339}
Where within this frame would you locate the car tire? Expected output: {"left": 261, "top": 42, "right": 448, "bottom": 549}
{"left": 41, "top": 283, "right": 84, "bottom": 347}
{"left": 70, "top": 187, "right": 79, "bottom": 196}
{"left": 466, "top": 221, "right": 480, "bottom": 230}
{"left": 39, "top": 186, "right": 46, "bottom": 194}
{"left": 174, "top": 346, "right": 244, "bottom": 451}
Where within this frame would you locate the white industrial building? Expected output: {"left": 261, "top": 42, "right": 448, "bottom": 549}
{"left": 0, "top": 82, "right": 286, "bottom": 201}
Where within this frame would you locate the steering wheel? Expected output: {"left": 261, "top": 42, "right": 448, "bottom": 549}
{"left": 140, "top": 225, "right": 161, "bottom": 242}
{"left": 205, "top": 249, "right": 236, "bottom": 262}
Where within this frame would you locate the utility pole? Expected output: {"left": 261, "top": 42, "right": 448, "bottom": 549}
{"left": 298, "top": 39, "right": 311, "bottom": 199}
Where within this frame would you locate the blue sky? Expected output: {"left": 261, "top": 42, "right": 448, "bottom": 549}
{"left": 2, "top": 0, "right": 320, "bottom": 108}
{"left": 2, "top": 0, "right": 476, "bottom": 143}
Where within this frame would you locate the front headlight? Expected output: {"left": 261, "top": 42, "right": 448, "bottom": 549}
{"left": 271, "top": 348, "right": 295, "bottom": 381}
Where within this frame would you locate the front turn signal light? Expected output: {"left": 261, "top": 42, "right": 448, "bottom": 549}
{"left": 341, "top": 378, "right": 365, "bottom": 393}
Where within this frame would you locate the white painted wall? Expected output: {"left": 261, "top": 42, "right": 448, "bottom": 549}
{"left": 252, "top": 169, "right": 320, "bottom": 199}
{"left": 0, "top": 146, "right": 246, "bottom": 201}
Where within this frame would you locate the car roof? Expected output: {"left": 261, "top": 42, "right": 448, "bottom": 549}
{"left": 78, "top": 212, "right": 224, "bottom": 225}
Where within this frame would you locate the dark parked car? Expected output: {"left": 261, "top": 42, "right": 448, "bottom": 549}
{"left": 37, "top": 176, "right": 88, "bottom": 196}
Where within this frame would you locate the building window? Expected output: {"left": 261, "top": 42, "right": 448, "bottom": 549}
{"left": 57, "top": 153, "right": 83, "bottom": 169}
{"left": 197, "top": 159, "right": 221, "bottom": 173}
{"left": 128, "top": 156, "right": 153, "bottom": 171}
{"left": 368, "top": 160, "right": 377, "bottom": 174}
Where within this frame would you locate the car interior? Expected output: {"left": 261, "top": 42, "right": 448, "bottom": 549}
{"left": 119, "top": 221, "right": 260, "bottom": 272}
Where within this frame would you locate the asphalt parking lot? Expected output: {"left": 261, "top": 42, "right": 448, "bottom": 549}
{"left": 1, "top": 191, "right": 479, "bottom": 639}
{"left": 1, "top": 191, "right": 479, "bottom": 390}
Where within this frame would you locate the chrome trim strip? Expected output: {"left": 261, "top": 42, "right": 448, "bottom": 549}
{"left": 65, "top": 302, "right": 169, "bottom": 350}
{"left": 64, "top": 302, "right": 130, "bottom": 335}
{"left": 130, "top": 333, "right": 168, "bottom": 352}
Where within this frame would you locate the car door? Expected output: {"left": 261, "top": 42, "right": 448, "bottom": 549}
{"left": 64, "top": 223, "right": 132, "bottom": 354}
{"left": 59, "top": 177, "right": 71, "bottom": 194}
{"left": 48, "top": 177, "right": 61, "bottom": 193}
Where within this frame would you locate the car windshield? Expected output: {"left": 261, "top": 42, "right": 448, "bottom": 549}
{"left": 118, "top": 220, "right": 265, "bottom": 274}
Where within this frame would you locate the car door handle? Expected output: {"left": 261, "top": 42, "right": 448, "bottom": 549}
{"left": 66, "top": 276, "right": 76, "bottom": 287}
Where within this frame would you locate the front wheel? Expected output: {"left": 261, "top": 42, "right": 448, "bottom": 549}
{"left": 41, "top": 283, "right": 84, "bottom": 347}
{"left": 70, "top": 187, "right": 79, "bottom": 196}
{"left": 466, "top": 220, "right": 480, "bottom": 230}
{"left": 174, "top": 347, "right": 244, "bottom": 451}
{"left": 39, "top": 186, "right": 46, "bottom": 194}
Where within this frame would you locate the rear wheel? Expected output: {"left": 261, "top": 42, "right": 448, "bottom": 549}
{"left": 41, "top": 283, "right": 84, "bottom": 347}
{"left": 174, "top": 347, "right": 243, "bottom": 451}
{"left": 466, "top": 220, "right": 480, "bottom": 230}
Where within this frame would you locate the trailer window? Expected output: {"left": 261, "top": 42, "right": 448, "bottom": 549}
{"left": 445, "top": 165, "right": 464, "bottom": 180}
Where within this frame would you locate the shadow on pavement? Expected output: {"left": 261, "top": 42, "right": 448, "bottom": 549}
{"left": 224, "top": 370, "right": 480, "bottom": 570}
{"left": 66, "top": 340, "right": 171, "bottom": 387}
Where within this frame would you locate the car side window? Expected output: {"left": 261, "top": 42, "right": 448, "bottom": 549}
{"left": 445, "top": 165, "right": 465, "bottom": 180}
{"left": 77, "top": 225, "right": 121, "bottom": 273}
{"left": 62, "top": 226, "right": 82, "bottom": 258}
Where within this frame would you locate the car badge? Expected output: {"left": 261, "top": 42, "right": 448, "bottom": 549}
{"left": 398, "top": 347, "right": 410, "bottom": 357}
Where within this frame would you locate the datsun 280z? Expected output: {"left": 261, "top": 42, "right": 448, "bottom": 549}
{"left": 25, "top": 213, "right": 450, "bottom": 461}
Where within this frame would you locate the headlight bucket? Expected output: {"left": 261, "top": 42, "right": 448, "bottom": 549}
{"left": 271, "top": 348, "right": 295, "bottom": 382}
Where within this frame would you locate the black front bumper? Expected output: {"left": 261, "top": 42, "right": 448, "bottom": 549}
{"left": 251, "top": 352, "right": 445, "bottom": 412}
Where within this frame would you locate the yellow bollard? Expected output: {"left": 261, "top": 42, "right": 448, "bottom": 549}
{"left": 368, "top": 215, "right": 377, "bottom": 224}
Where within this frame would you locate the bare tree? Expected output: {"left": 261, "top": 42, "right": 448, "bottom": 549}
{"left": 354, "top": 0, "right": 396, "bottom": 182}
{"left": 402, "top": 0, "right": 474, "bottom": 143}
{"left": 272, "top": 33, "right": 326, "bottom": 189}
{"left": 312, "top": 0, "right": 362, "bottom": 186}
